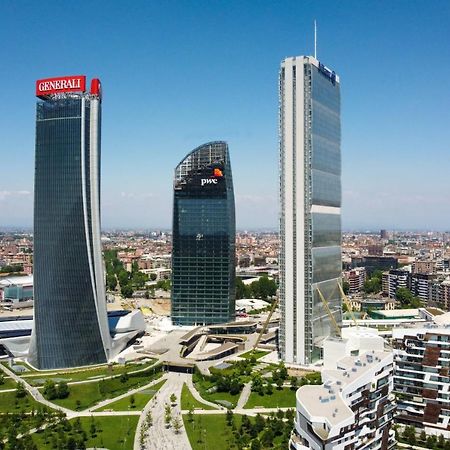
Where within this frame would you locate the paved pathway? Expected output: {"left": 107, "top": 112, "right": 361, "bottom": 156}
{"left": 185, "top": 377, "right": 221, "bottom": 410}
{"left": 134, "top": 372, "right": 191, "bottom": 450}
{"left": 236, "top": 382, "right": 251, "bottom": 409}
{"left": 0, "top": 361, "right": 74, "bottom": 417}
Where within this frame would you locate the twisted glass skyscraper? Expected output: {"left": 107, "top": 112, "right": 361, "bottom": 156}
{"left": 30, "top": 77, "right": 111, "bottom": 369}
{"left": 171, "top": 141, "right": 236, "bottom": 325}
{"left": 279, "top": 56, "right": 342, "bottom": 365}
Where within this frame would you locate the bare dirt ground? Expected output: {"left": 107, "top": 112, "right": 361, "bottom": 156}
{"left": 147, "top": 298, "right": 171, "bottom": 316}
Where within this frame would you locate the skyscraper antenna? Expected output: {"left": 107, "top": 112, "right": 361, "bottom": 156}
{"left": 314, "top": 20, "right": 317, "bottom": 59}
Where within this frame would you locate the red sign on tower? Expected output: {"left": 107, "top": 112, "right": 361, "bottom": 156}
{"left": 36, "top": 75, "right": 86, "bottom": 98}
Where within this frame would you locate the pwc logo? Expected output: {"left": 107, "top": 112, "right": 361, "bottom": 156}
{"left": 201, "top": 167, "right": 223, "bottom": 186}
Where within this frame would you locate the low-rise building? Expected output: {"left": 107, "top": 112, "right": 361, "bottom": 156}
{"left": 383, "top": 269, "right": 409, "bottom": 299}
{"left": 0, "top": 275, "right": 33, "bottom": 304}
{"left": 290, "top": 351, "right": 396, "bottom": 450}
{"left": 344, "top": 267, "right": 366, "bottom": 294}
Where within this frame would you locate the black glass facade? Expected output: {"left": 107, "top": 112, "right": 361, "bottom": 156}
{"left": 171, "top": 142, "right": 236, "bottom": 325}
{"left": 30, "top": 95, "right": 109, "bottom": 369}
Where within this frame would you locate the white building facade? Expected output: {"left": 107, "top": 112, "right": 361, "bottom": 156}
{"left": 279, "top": 55, "right": 342, "bottom": 364}
{"left": 290, "top": 351, "right": 396, "bottom": 449}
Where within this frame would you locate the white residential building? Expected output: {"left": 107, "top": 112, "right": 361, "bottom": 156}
{"left": 290, "top": 351, "right": 396, "bottom": 449}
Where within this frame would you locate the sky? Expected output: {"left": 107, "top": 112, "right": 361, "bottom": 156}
{"left": 1, "top": 0, "right": 449, "bottom": 231}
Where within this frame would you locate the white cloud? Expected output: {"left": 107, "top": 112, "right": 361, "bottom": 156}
{"left": 0, "top": 190, "right": 32, "bottom": 201}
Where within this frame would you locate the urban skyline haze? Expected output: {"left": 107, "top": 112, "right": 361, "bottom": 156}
{"left": 1, "top": 1, "right": 450, "bottom": 230}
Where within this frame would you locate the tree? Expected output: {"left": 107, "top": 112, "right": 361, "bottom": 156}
{"left": 402, "top": 425, "right": 416, "bottom": 445}
{"left": 342, "top": 280, "right": 350, "bottom": 295}
{"left": 146, "top": 410, "right": 153, "bottom": 427}
{"left": 226, "top": 409, "right": 234, "bottom": 426}
{"left": 57, "top": 381, "right": 69, "bottom": 399}
{"left": 276, "top": 378, "right": 283, "bottom": 390}
{"left": 396, "top": 287, "right": 414, "bottom": 306}
{"left": 290, "top": 376, "right": 298, "bottom": 391}
{"left": 0, "top": 374, "right": 4, "bottom": 385}
{"left": 129, "top": 394, "right": 135, "bottom": 408}
{"left": 187, "top": 407, "right": 194, "bottom": 423}
{"left": 172, "top": 416, "right": 182, "bottom": 434}
{"left": 419, "top": 430, "right": 426, "bottom": 442}
{"left": 121, "top": 284, "right": 133, "bottom": 298}
{"left": 278, "top": 362, "right": 288, "bottom": 380}
{"left": 90, "top": 418, "right": 97, "bottom": 437}
{"left": 170, "top": 393, "right": 177, "bottom": 405}
{"left": 254, "top": 414, "right": 265, "bottom": 433}
{"left": 120, "top": 373, "right": 129, "bottom": 383}
{"left": 150, "top": 273, "right": 157, "bottom": 281}
{"left": 106, "top": 274, "right": 117, "bottom": 291}
{"left": 15, "top": 382, "right": 26, "bottom": 398}
{"left": 67, "top": 437, "right": 77, "bottom": 450}
{"left": 261, "top": 428, "right": 275, "bottom": 447}
{"left": 236, "top": 277, "right": 251, "bottom": 299}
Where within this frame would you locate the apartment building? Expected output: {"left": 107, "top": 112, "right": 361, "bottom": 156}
{"left": 344, "top": 267, "right": 366, "bottom": 294}
{"left": 290, "top": 351, "right": 396, "bottom": 450}
{"left": 393, "top": 320, "right": 450, "bottom": 438}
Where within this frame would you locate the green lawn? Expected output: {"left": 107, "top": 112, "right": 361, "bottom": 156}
{"left": 96, "top": 379, "right": 166, "bottom": 411}
{"left": 244, "top": 387, "right": 297, "bottom": 409}
{"left": 0, "top": 376, "right": 19, "bottom": 391}
{"left": 181, "top": 383, "right": 215, "bottom": 410}
{"left": 183, "top": 414, "right": 243, "bottom": 450}
{"left": 48, "top": 366, "right": 163, "bottom": 410}
{"left": 193, "top": 378, "right": 241, "bottom": 408}
{"left": 239, "top": 350, "right": 270, "bottom": 360}
{"left": 0, "top": 390, "right": 41, "bottom": 412}
{"left": 23, "top": 359, "right": 156, "bottom": 385}
{"left": 30, "top": 415, "right": 139, "bottom": 450}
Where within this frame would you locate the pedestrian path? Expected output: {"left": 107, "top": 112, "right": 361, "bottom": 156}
{"left": 236, "top": 382, "right": 251, "bottom": 409}
{"left": 134, "top": 372, "right": 191, "bottom": 450}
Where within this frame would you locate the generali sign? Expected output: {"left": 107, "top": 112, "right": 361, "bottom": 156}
{"left": 36, "top": 75, "right": 86, "bottom": 97}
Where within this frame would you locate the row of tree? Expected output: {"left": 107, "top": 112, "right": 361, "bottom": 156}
{"left": 43, "top": 380, "right": 69, "bottom": 400}
{"left": 0, "top": 264, "right": 23, "bottom": 274}
{"left": 104, "top": 250, "right": 150, "bottom": 298}
{"left": 235, "top": 275, "right": 277, "bottom": 301}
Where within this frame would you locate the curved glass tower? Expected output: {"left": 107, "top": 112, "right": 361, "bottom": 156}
{"left": 172, "top": 141, "right": 236, "bottom": 325}
{"left": 29, "top": 77, "right": 111, "bottom": 369}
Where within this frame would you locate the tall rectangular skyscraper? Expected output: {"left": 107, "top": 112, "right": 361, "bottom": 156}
{"left": 279, "top": 56, "right": 342, "bottom": 365}
{"left": 171, "top": 141, "right": 236, "bottom": 325}
{"left": 29, "top": 76, "right": 111, "bottom": 369}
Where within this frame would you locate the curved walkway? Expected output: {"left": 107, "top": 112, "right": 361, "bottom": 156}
{"left": 134, "top": 372, "right": 191, "bottom": 450}
{"left": 236, "top": 382, "right": 251, "bottom": 409}
{"left": 0, "top": 361, "right": 74, "bottom": 417}
{"left": 185, "top": 377, "right": 221, "bottom": 410}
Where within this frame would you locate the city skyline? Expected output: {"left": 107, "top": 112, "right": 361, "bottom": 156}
{"left": 1, "top": 1, "right": 450, "bottom": 230}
